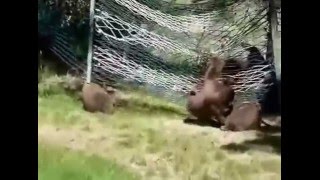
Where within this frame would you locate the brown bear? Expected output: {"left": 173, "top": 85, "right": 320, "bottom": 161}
{"left": 202, "top": 57, "right": 235, "bottom": 124}
{"left": 221, "top": 102, "right": 262, "bottom": 131}
{"left": 61, "top": 73, "right": 84, "bottom": 100}
{"left": 186, "top": 56, "right": 235, "bottom": 125}
{"left": 64, "top": 77, "right": 83, "bottom": 91}
{"left": 81, "top": 83, "right": 117, "bottom": 114}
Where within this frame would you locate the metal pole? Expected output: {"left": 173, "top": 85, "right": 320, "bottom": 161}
{"left": 269, "top": 0, "right": 281, "bottom": 81}
{"left": 268, "top": 0, "right": 281, "bottom": 111}
{"left": 86, "top": 0, "right": 96, "bottom": 84}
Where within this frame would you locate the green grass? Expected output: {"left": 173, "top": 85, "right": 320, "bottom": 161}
{"left": 38, "top": 144, "right": 139, "bottom": 180}
{"left": 38, "top": 71, "right": 281, "bottom": 180}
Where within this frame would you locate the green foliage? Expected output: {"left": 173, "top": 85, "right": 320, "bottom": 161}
{"left": 38, "top": 0, "right": 90, "bottom": 60}
{"left": 38, "top": 2, "right": 62, "bottom": 35}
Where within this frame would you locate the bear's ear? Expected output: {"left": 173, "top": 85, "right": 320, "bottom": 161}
{"left": 101, "top": 82, "right": 107, "bottom": 89}
{"left": 67, "top": 68, "right": 80, "bottom": 77}
{"left": 219, "top": 77, "right": 235, "bottom": 86}
{"left": 255, "top": 102, "right": 262, "bottom": 111}
{"left": 189, "top": 90, "right": 196, "bottom": 96}
{"left": 106, "top": 86, "right": 116, "bottom": 95}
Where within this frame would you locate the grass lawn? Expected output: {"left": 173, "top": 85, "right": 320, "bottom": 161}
{"left": 38, "top": 73, "right": 281, "bottom": 180}
{"left": 39, "top": 144, "right": 139, "bottom": 180}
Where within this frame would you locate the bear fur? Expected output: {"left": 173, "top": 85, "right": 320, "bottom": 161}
{"left": 186, "top": 56, "right": 235, "bottom": 125}
{"left": 81, "top": 83, "right": 117, "bottom": 114}
{"left": 222, "top": 102, "right": 262, "bottom": 131}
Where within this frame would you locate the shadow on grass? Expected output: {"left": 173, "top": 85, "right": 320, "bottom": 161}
{"left": 261, "top": 125, "right": 281, "bottom": 134}
{"left": 117, "top": 103, "right": 187, "bottom": 117}
{"left": 183, "top": 117, "right": 281, "bottom": 134}
{"left": 183, "top": 117, "right": 221, "bottom": 128}
{"left": 220, "top": 134, "right": 281, "bottom": 154}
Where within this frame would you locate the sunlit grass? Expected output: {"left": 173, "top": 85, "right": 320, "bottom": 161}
{"left": 38, "top": 144, "right": 139, "bottom": 180}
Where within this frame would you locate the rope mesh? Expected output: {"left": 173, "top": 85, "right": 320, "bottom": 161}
{"left": 40, "top": 0, "right": 279, "bottom": 105}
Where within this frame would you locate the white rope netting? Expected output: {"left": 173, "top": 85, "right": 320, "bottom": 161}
{"left": 95, "top": 7, "right": 195, "bottom": 56}
{"left": 43, "top": 0, "right": 277, "bottom": 104}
